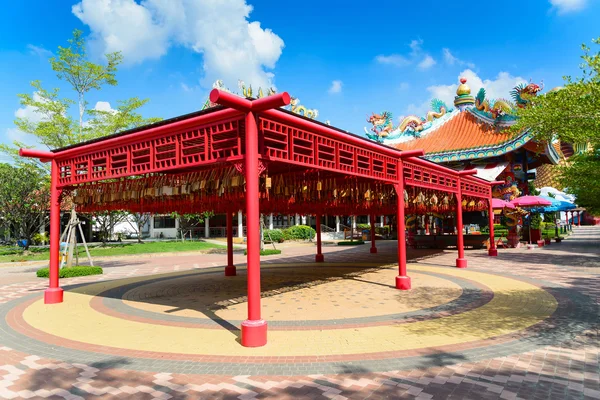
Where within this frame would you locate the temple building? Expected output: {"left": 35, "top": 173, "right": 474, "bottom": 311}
{"left": 366, "top": 78, "right": 561, "bottom": 202}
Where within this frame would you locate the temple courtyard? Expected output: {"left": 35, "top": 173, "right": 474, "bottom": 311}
{"left": 0, "top": 227, "right": 598, "bottom": 400}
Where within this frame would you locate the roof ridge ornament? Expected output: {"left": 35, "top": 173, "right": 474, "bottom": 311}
{"left": 454, "top": 77, "right": 475, "bottom": 111}
{"left": 202, "top": 80, "right": 319, "bottom": 120}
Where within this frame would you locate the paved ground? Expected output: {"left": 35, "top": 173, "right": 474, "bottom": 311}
{"left": 0, "top": 227, "right": 598, "bottom": 399}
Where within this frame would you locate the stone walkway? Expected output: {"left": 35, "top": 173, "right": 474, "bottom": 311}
{"left": 0, "top": 227, "right": 598, "bottom": 399}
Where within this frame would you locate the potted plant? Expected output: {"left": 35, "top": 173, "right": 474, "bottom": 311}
{"left": 555, "top": 236, "right": 563, "bottom": 243}
{"left": 530, "top": 214, "right": 544, "bottom": 247}
{"left": 544, "top": 235, "right": 551, "bottom": 245}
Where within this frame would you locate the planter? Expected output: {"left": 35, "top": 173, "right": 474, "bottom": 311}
{"left": 537, "top": 240, "right": 544, "bottom": 247}
{"left": 555, "top": 238, "right": 562, "bottom": 243}
{"left": 544, "top": 238, "right": 551, "bottom": 245}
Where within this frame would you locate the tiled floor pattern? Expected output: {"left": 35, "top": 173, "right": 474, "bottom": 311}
{"left": 0, "top": 227, "right": 598, "bottom": 399}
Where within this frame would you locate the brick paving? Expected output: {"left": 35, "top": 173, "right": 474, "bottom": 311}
{"left": 0, "top": 227, "right": 598, "bottom": 399}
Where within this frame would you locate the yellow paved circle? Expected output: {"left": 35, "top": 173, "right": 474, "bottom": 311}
{"left": 22, "top": 265, "right": 557, "bottom": 357}
{"left": 122, "top": 268, "right": 462, "bottom": 321}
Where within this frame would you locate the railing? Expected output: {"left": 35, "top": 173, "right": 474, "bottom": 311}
{"left": 320, "top": 224, "right": 335, "bottom": 233}
{"left": 343, "top": 227, "right": 363, "bottom": 240}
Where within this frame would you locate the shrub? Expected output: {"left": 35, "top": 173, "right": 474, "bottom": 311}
{"left": 32, "top": 233, "right": 48, "bottom": 245}
{"left": 375, "top": 226, "right": 390, "bottom": 235}
{"left": 356, "top": 223, "right": 370, "bottom": 230}
{"left": 530, "top": 214, "right": 543, "bottom": 229}
{"left": 36, "top": 266, "right": 103, "bottom": 278}
{"left": 243, "top": 249, "right": 282, "bottom": 256}
{"left": 263, "top": 229, "right": 284, "bottom": 243}
{"left": 337, "top": 240, "right": 365, "bottom": 246}
{"left": 282, "top": 225, "right": 315, "bottom": 240}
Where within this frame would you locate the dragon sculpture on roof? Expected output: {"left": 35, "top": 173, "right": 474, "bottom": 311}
{"left": 364, "top": 99, "right": 451, "bottom": 142}
{"left": 511, "top": 81, "right": 544, "bottom": 108}
{"left": 474, "top": 88, "right": 515, "bottom": 119}
{"left": 471, "top": 80, "right": 543, "bottom": 121}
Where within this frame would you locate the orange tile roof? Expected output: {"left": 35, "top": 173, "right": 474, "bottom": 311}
{"left": 393, "top": 110, "right": 520, "bottom": 155}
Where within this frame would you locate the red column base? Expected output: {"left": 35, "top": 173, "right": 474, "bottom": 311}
{"left": 44, "top": 287, "right": 64, "bottom": 304}
{"left": 456, "top": 258, "right": 468, "bottom": 268}
{"left": 395, "top": 275, "right": 411, "bottom": 290}
{"left": 488, "top": 248, "right": 498, "bottom": 257}
{"left": 370, "top": 247, "right": 377, "bottom": 254}
{"left": 315, "top": 254, "right": 324, "bottom": 263}
{"left": 241, "top": 319, "right": 267, "bottom": 347}
{"left": 225, "top": 265, "right": 237, "bottom": 276}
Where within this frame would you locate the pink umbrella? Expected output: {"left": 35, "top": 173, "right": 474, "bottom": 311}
{"left": 510, "top": 195, "right": 552, "bottom": 207}
{"left": 510, "top": 196, "right": 552, "bottom": 245}
{"left": 492, "top": 198, "right": 515, "bottom": 209}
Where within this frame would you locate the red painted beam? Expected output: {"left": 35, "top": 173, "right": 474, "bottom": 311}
{"left": 398, "top": 150, "right": 424, "bottom": 158}
{"left": 19, "top": 148, "right": 54, "bottom": 161}
{"left": 251, "top": 92, "right": 291, "bottom": 112}
{"left": 459, "top": 169, "right": 477, "bottom": 176}
{"left": 405, "top": 156, "right": 461, "bottom": 176}
{"left": 210, "top": 89, "right": 253, "bottom": 112}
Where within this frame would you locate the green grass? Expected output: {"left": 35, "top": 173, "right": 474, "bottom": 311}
{"left": 37, "top": 266, "right": 103, "bottom": 278}
{"left": 0, "top": 241, "right": 223, "bottom": 263}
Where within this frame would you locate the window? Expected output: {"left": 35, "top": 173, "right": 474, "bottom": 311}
{"left": 154, "top": 216, "right": 176, "bottom": 229}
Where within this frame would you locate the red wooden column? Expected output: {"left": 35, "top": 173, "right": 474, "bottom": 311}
{"left": 455, "top": 185, "right": 467, "bottom": 268}
{"left": 395, "top": 170, "right": 410, "bottom": 290}
{"left": 488, "top": 180, "right": 503, "bottom": 257}
{"left": 370, "top": 214, "right": 377, "bottom": 254}
{"left": 241, "top": 111, "right": 266, "bottom": 347}
{"left": 488, "top": 199, "right": 498, "bottom": 256}
{"left": 456, "top": 170, "right": 476, "bottom": 268}
{"left": 315, "top": 213, "right": 324, "bottom": 262}
{"left": 209, "top": 88, "right": 290, "bottom": 348}
{"left": 46, "top": 158, "right": 64, "bottom": 303}
{"left": 578, "top": 211, "right": 581, "bottom": 227}
{"left": 225, "top": 212, "right": 236, "bottom": 276}
{"left": 18, "top": 149, "right": 63, "bottom": 304}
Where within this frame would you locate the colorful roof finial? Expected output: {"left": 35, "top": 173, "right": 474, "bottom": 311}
{"left": 454, "top": 77, "right": 475, "bottom": 111}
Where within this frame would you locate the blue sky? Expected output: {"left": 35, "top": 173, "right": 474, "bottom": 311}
{"left": 1, "top": 0, "right": 599, "bottom": 159}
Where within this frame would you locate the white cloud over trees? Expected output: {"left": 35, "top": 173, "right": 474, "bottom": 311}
{"left": 72, "top": 0, "right": 285, "bottom": 90}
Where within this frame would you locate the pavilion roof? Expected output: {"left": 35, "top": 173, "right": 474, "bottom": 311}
{"left": 392, "top": 110, "right": 532, "bottom": 163}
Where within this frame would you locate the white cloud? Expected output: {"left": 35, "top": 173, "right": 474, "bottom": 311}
{"left": 328, "top": 80, "right": 343, "bottom": 94}
{"left": 93, "top": 101, "right": 117, "bottom": 113}
{"left": 181, "top": 83, "right": 192, "bottom": 92}
{"left": 443, "top": 48, "right": 458, "bottom": 65}
{"left": 5, "top": 94, "right": 48, "bottom": 149}
{"left": 72, "top": 0, "right": 285, "bottom": 90}
{"left": 409, "top": 39, "right": 423, "bottom": 56}
{"left": 549, "top": 0, "right": 587, "bottom": 13}
{"left": 443, "top": 48, "right": 475, "bottom": 69}
{"left": 376, "top": 38, "right": 435, "bottom": 71}
{"left": 405, "top": 69, "right": 527, "bottom": 116}
{"left": 375, "top": 54, "right": 411, "bottom": 67}
{"left": 27, "top": 44, "right": 53, "bottom": 58}
{"left": 418, "top": 55, "right": 436, "bottom": 70}
{"left": 15, "top": 93, "right": 48, "bottom": 124}
{"left": 399, "top": 82, "right": 410, "bottom": 91}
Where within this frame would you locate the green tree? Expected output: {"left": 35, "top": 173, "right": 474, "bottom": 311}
{"left": 50, "top": 29, "right": 122, "bottom": 141}
{"left": 172, "top": 212, "right": 214, "bottom": 242}
{"left": 512, "top": 37, "right": 600, "bottom": 214}
{"left": 0, "top": 163, "right": 50, "bottom": 249}
{"left": 0, "top": 29, "right": 160, "bottom": 165}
